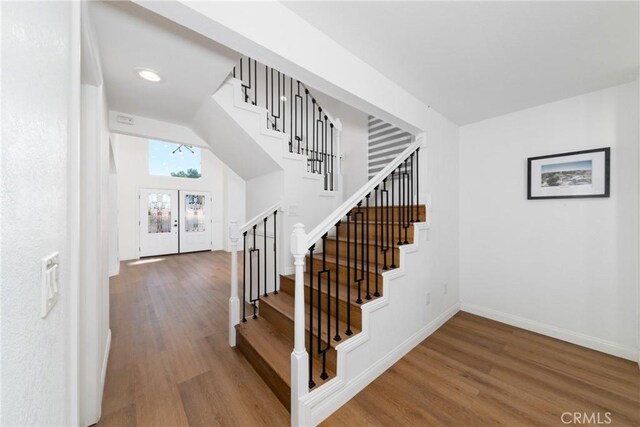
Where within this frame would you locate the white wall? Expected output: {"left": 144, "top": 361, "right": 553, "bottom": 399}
{"left": 423, "top": 109, "right": 461, "bottom": 312}
{"left": 114, "top": 133, "right": 243, "bottom": 260}
{"left": 459, "top": 82, "right": 639, "bottom": 360}
{"left": 222, "top": 166, "right": 246, "bottom": 251}
{"left": 311, "top": 89, "right": 369, "bottom": 198}
{"left": 79, "top": 81, "right": 111, "bottom": 426}
{"left": 1, "top": 2, "right": 80, "bottom": 425}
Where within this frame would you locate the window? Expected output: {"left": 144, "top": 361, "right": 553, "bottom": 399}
{"left": 148, "top": 139, "right": 202, "bottom": 178}
{"left": 147, "top": 193, "right": 172, "bottom": 233}
{"left": 184, "top": 194, "right": 206, "bottom": 232}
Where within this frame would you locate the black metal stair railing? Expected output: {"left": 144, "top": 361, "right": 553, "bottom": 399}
{"left": 242, "top": 209, "right": 279, "bottom": 322}
{"left": 304, "top": 144, "right": 422, "bottom": 388}
{"left": 232, "top": 56, "right": 338, "bottom": 191}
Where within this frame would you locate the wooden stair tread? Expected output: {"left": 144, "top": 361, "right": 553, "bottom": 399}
{"left": 308, "top": 252, "right": 392, "bottom": 273}
{"left": 236, "top": 315, "right": 337, "bottom": 390}
{"left": 262, "top": 291, "right": 361, "bottom": 343}
{"left": 327, "top": 234, "right": 409, "bottom": 245}
{"left": 282, "top": 273, "right": 377, "bottom": 308}
{"left": 236, "top": 318, "right": 292, "bottom": 387}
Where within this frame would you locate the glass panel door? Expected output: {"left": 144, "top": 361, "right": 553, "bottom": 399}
{"left": 139, "top": 189, "right": 179, "bottom": 257}
{"left": 179, "top": 191, "right": 212, "bottom": 253}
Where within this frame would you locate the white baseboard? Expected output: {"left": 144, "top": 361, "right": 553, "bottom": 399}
{"left": 101, "top": 329, "right": 112, "bottom": 393}
{"left": 460, "top": 302, "right": 637, "bottom": 362}
{"left": 306, "top": 302, "right": 460, "bottom": 426}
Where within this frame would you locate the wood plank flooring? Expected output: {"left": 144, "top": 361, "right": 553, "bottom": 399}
{"left": 98, "top": 251, "right": 289, "bottom": 427}
{"left": 98, "top": 251, "right": 639, "bottom": 427}
{"left": 322, "top": 311, "right": 640, "bottom": 427}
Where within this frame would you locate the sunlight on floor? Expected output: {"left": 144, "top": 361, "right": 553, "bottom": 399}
{"left": 127, "top": 258, "right": 165, "bottom": 266}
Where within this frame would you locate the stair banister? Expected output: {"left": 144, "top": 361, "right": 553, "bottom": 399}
{"left": 305, "top": 136, "right": 424, "bottom": 247}
{"left": 240, "top": 201, "right": 282, "bottom": 233}
{"left": 290, "top": 223, "right": 309, "bottom": 427}
{"left": 229, "top": 201, "right": 282, "bottom": 347}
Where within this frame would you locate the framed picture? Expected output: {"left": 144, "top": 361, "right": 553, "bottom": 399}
{"left": 527, "top": 147, "right": 610, "bottom": 200}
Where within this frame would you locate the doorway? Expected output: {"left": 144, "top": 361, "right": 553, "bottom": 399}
{"left": 139, "top": 188, "right": 212, "bottom": 257}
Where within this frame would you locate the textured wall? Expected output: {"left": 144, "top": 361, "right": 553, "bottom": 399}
{"left": 1, "top": 2, "right": 77, "bottom": 425}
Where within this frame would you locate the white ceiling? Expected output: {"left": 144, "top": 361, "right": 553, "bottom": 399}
{"left": 87, "top": 1, "right": 240, "bottom": 125}
{"left": 283, "top": 1, "right": 639, "bottom": 125}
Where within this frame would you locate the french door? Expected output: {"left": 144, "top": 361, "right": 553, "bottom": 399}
{"left": 139, "top": 189, "right": 179, "bottom": 257}
{"left": 179, "top": 190, "right": 212, "bottom": 253}
{"left": 139, "top": 188, "right": 212, "bottom": 257}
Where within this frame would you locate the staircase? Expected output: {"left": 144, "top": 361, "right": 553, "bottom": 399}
{"left": 235, "top": 203, "right": 425, "bottom": 410}
{"left": 223, "top": 57, "right": 433, "bottom": 426}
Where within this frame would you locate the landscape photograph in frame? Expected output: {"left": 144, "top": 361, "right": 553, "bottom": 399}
{"left": 527, "top": 148, "right": 610, "bottom": 199}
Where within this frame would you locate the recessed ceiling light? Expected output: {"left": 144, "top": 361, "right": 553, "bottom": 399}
{"left": 135, "top": 68, "right": 163, "bottom": 83}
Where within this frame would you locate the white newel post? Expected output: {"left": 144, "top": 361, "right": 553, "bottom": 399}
{"left": 229, "top": 220, "right": 240, "bottom": 347}
{"left": 290, "top": 223, "right": 309, "bottom": 427}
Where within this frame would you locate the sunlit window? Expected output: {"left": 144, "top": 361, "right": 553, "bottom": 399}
{"left": 148, "top": 139, "right": 202, "bottom": 178}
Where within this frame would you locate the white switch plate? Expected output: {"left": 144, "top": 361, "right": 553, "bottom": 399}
{"left": 288, "top": 204, "right": 298, "bottom": 217}
{"left": 443, "top": 282, "right": 448, "bottom": 295}
{"left": 426, "top": 292, "right": 431, "bottom": 305}
{"left": 41, "top": 252, "right": 59, "bottom": 318}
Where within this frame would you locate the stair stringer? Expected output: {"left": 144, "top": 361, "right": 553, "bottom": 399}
{"left": 297, "top": 221, "right": 461, "bottom": 426}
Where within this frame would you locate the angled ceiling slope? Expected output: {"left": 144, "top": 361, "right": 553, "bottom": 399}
{"left": 283, "top": 1, "right": 639, "bottom": 125}
{"left": 88, "top": 0, "right": 241, "bottom": 125}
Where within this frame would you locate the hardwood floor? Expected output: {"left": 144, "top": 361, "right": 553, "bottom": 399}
{"left": 322, "top": 311, "right": 640, "bottom": 427}
{"left": 99, "top": 251, "right": 639, "bottom": 426}
{"left": 98, "top": 251, "right": 289, "bottom": 427}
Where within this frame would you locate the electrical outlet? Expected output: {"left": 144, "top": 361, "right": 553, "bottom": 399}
{"left": 443, "top": 282, "right": 448, "bottom": 295}
{"left": 426, "top": 292, "right": 431, "bottom": 305}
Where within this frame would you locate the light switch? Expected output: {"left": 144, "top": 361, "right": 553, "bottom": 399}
{"left": 288, "top": 204, "right": 298, "bottom": 217}
{"left": 41, "top": 252, "right": 59, "bottom": 318}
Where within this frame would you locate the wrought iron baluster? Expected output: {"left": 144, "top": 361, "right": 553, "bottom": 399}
{"left": 410, "top": 153, "right": 415, "bottom": 223}
{"left": 391, "top": 170, "right": 396, "bottom": 268}
{"left": 403, "top": 160, "right": 409, "bottom": 244}
{"left": 346, "top": 211, "right": 353, "bottom": 336}
{"left": 263, "top": 218, "right": 268, "bottom": 298}
{"left": 365, "top": 193, "right": 371, "bottom": 300}
{"left": 273, "top": 211, "right": 278, "bottom": 294}
{"left": 305, "top": 89, "right": 309, "bottom": 159}
{"left": 312, "top": 99, "right": 316, "bottom": 173}
{"left": 253, "top": 58, "right": 257, "bottom": 106}
{"left": 334, "top": 222, "right": 341, "bottom": 341}
{"left": 323, "top": 114, "right": 328, "bottom": 190}
{"left": 265, "top": 64, "right": 268, "bottom": 128}
{"left": 382, "top": 178, "right": 389, "bottom": 270}
{"left": 416, "top": 148, "right": 421, "bottom": 221}
{"left": 242, "top": 231, "right": 247, "bottom": 322}
{"left": 251, "top": 225, "right": 259, "bottom": 318}
{"left": 319, "top": 234, "right": 330, "bottom": 380}
{"left": 355, "top": 202, "right": 363, "bottom": 304}
{"left": 374, "top": 186, "right": 380, "bottom": 297}
{"left": 330, "top": 123, "right": 335, "bottom": 191}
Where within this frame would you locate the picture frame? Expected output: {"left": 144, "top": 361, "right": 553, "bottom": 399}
{"left": 527, "top": 147, "right": 610, "bottom": 200}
